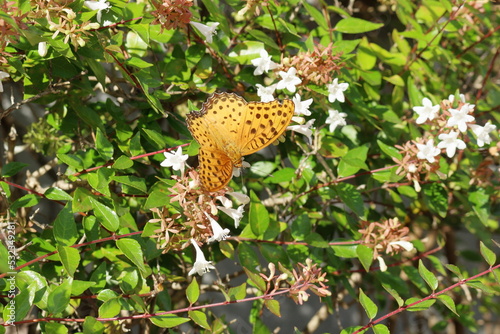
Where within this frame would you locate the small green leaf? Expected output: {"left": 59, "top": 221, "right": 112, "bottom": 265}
{"left": 228, "top": 283, "right": 247, "bottom": 301}
{"left": 444, "top": 264, "right": 463, "bottom": 279}
{"left": 265, "top": 299, "right": 281, "bottom": 317}
{"left": 422, "top": 183, "right": 448, "bottom": 218}
{"left": 89, "top": 198, "right": 120, "bottom": 231}
{"left": 338, "top": 146, "right": 369, "bottom": 177}
{"left": 44, "top": 187, "right": 72, "bottom": 201}
{"left": 249, "top": 197, "right": 270, "bottom": 237}
{"left": 219, "top": 240, "right": 235, "bottom": 259}
{"left": 186, "top": 279, "right": 200, "bottom": 305}
{"left": 10, "top": 194, "right": 40, "bottom": 212}
{"left": 1, "top": 162, "right": 28, "bottom": 177}
{"left": 359, "top": 288, "right": 378, "bottom": 319}
{"left": 239, "top": 243, "right": 260, "bottom": 274}
{"left": 377, "top": 140, "right": 402, "bottom": 160}
{"left": 112, "top": 156, "right": 134, "bottom": 169}
{"left": 356, "top": 245, "right": 374, "bottom": 272}
{"left": 418, "top": 260, "right": 438, "bottom": 291}
{"left": 98, "top": 297, "right": 121, "bottom": 318}
{"left": 381, "top": 283, "right": 404, "bottom": 307}
{"left": 150, "top": 315, "right": 190, "bottom": 328}
{"left": 188, "top": 310, "right": 210, "bottom": 329}
{"left": 111, "top": 175, "right": 147, "bottom": 193}
{"left": 336, "top": 183, "right": 365, "bottom": 218}
{"left": 83, "top": 316, "right": 105, "bottom": 334}
{"left": 373, "top": 324, "right": 390, "bottom": 334}
{"left": 47, "top": 278, "right": 73, "bottom": 314}
{"left": 95, "top": 128, "right": 114, "bottom": 161}
{"left": 331, "top": 244, "right": 358, "bottom": 258}
{"left": 264, "top": 167, "right": 295, "bottom": 184}
{"left": 44, "top": 322, "right": 68, "bottom": 334}
{"left": 405, "top": 297, "right": 435, "bottom": 311}
{"left": 53, "top": 205, "right": 78, "bottom": 246}
{"left": 116, "top": 239, "right": 148, "bottom": 277}
{"left": 437, "top": 294, "right": 458, "bottom": 316}
{"left": 57, "top": 245, "right": 80, "bottom": 277}
{"left": 466, "top": 279, "right": 496, "bottom": 294}
{"left": 479, "top": 241, "right": 496, "bottom": 266}
{"left": 335, "top": 18, "right": 383, "bottom": 34}
{"left": 243, "top": 267, "right": 266, "bottom": 292}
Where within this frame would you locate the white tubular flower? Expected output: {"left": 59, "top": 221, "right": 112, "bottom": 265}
{"left": 190, "top": 22, "right": 219, "bottom": 43}
{"left": 326, "top": 78, "right": 349, "bottom": 103}
{"left": 412, "top": 97, "right": 440, "bottom": 124}
{"left": 389, "top": 240, "right": 414, "bottom": 252}
{"left": 377, "top": 256, "right": 388, "bottom": 272}
{"left": 205, "top": 213, "right": 230, "bottom": 243}
{"left": 188, "top": 239, "right": 216, "bottom": 276}
{"left": 0, "top": 71, "right": 10, "bottom": 93}
{"left": 161, "top": 147, "right": 189, "bottom": 175}
{"left": 447, "top": 103, "right": 475, "bottom": 132}
{"left": 38, "top": 42, "right": 48, "bottom": 57}
{"left": 251, "top": 49, "right": 278, "bottom": 75}
{"left": 217, "top": 205, "right": 245, "bottom": 228}
{"left": 325, "top": 109, "right": 347, "bottom": 133}
{"left": 84, "top": 0, "right": 111, "bottom": 22}
{"left": 216, "top": 196, "right": 233, "bottom": 209}
{"left": 416, "top": 139, "right": 441, "bottom": 163}
{"left": 256, "top": 84, "right": 277, "bottom": 102}
{"left": 276, "top": 67, "right": 302, "bottom": 93}
{"left": 227, "top": 191, "right": 250, "bottom": 205}
{"left": 469, "top": 121, "right": 497, "bottom": 147}
{"left": 292, "top": 93, "right": 313, "bottom": 116}
{"left": 437, "top": 131, "right": 466, "bottom": 158}
{"left": 288, "top": 119, "right": 315, "bottom": 143}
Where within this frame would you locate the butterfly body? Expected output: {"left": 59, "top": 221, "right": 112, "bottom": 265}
{"left": 187, "top": 92, "right": 294, "bottom": 191}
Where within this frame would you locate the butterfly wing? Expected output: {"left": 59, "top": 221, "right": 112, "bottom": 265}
{"left": 198, "top": 149, "right": 234, "bottom": 191}
{"left": 239, "top": 99, "right": 295, "bottom": 156}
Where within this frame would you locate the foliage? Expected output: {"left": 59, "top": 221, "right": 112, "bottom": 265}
{"left": 0, "top": 0, "right": 499, "bottom": 333}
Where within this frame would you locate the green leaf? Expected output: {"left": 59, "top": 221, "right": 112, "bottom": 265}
{"left": 53, "top": 205, "right": 78, "bottom": 246}
{"left": 95, "top": 128, "right": 114, "bottom": 161}
{"left": 335, "top": 18, "right": 383, "bottom": 33}
{"left": 44, "top": 322, "right": 68, "bottom": 334}
{"left": 47, "top": 278, "right": 73, "bottom": 314}
{"left": 83, "top": 316, "right": 105, "bottom": 334}
{"left": 444, "top": 264, "right": 463, "bottom": 279}
{"left": 111, "top": 175, "right": 147, "bottom": 193}
{"left": 437, "top": 294, "right": 458, "bottom": 316}
{"left": 418, "top": 260, "right": 438, "bottom": 290}
{"left": 98, "top": 297, "right": 121, "bottom": 318}
{"left": 381, "top": 283, "right": 404, "bottom": 307}
{"left": 466, "top": 279, "right": 496, "bottom": 294}
{"left": 219, "top": 240, "right": 235, "bottom": 259}
{"left": 57, "top": 245, "right": 80, "bottom": 277}
{"left": 331, "top": 243, "right": 358, "bottom": 258}
{"left": 44, "top": 187, "right": 73, "bottom": 201}
{"left": 238, "top": 243, "right": 260, "bottom": 274}
{"left": 338, "top": 146, "right": 369, "bottom": 177}
{"left": 302, "top": 0, "right": 328, "bottom": 30}
{"left": 249, "top": 195, "right": 270, "bottom": 237}
{"left": 336, "top": 183, "right": 365, "bottom": 218}
{"left": 377, "top": 140, "right": 402, "bottom": 160}
{"left": 112, "top": 156, "right": 134, "bottom": 169}
{"left": 359, "top": 288, "right": 378, "bottom": 319}
{"left": 150, "top": 315, "right": 190, "bottom": 328}
{"left": 243, "top": 267, "right": 266, "bottom": 292}
{"left": 116, "top": 238, "right": 148, "bottom": 277}
{"left": 89, "top": 198, "right": 120, "bottom": 231}
{"left": 479, "top": 241, "right": 496, "bottom": 266}
{"left": 265, "top": 299, "right": 281, "bottom": 317}
{"left": 186, "top": 279, "right": 200, "bottom": 305}
{"left": 264, "top": 167, "right": 295, "bottom": 184}
{"left": 1, "top": 162, "right": 28, "bottom": 177}
{"left": 373, "top": 324, "right": 390, "bottom": 334}
{"left": 422, "top": 183, "right": 448, "bottom": 218}
{"left": 405, "top": 297, "right": 435, "bottom": 312}
{"left": 228, "top": 283, "right": 247, "bottom": 301}
{"left": 188, "top": 310, "right": 210, "bottom": 329}
{"left": 356, "top": 245, "right": 374, "bottom": 272}
{"left": 9, "top": 194, "right": 40, "bottom": 212}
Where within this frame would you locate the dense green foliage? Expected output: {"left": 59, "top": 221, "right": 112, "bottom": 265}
{"left": 0, "top": 0, "right": 499, "bottom": 333}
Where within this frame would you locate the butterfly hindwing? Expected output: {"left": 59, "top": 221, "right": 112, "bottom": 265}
{"left": 198, "top": 149, "right": 234, "bottom": 191}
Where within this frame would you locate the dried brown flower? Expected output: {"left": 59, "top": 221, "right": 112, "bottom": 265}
{"left": 151, "top": 0, "right": 193, "bottom": 31}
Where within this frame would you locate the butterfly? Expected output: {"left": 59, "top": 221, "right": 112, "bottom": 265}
{"left": 186, "top": 92, "right": 294, "bottom": 191}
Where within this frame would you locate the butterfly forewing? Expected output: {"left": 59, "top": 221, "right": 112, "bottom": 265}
{"left": 239, "top": 99, "right": 295, "bottom": 156}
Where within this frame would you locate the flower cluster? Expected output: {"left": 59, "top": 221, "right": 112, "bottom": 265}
{"left": 251, "top": 48, "right": 349, "bottom": 144}
{"left": 47, "top": 8, "right": 100, "bottom": 49}
{"left": 151, "top": 0, "right": 193, "bottom": 31}
{"left": 158, "top": 148, "right": 250, "bottom": 273}
{"left": 0, "top": 1, "right": 25, "bottom": 64}
{"left": 395, "top": 95, "right": 497, "bottom": 191}
{"left": 358, "top": 218, "right": 414, "bottom": 272}
{"left": 259, "top": 260, "right": 331, "bottom": 305}
{"left": 281, "top": 43, "right": 343, "bottom": 86}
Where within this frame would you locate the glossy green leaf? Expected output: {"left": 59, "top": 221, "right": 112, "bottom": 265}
{"left": 47, "top": 278, "right": 73, "bottom": 315}
{"left": 89, "top": 198, "right": 120, "bottom": 231}
{"left": 57, "top": 245, "right": 80, "bottom": 277}
{"left": 479, "top": 241, "right": 496, "bottom": 266}
{"left": 116, "top": 238, "right": 148, "bottom": 277}
{"left": 150, "top": 315, "right": 190, "bottom": 328}
{"left": 356, "top": 245, "right": 374, "bottom": 272}
{"left": 1, "top": 162, "right": 28, "bottom": 177}
{"left": 359, "top": 288, "right": 378, "bottom": 319}
{"left": 335, "top": 18, "right": 383, "bottom": 33}
{"left": 186, "top": 278, "right": 200, "bottom": 305}
{"left": 53, "top": 205, "right": 78, "bottom": 246}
